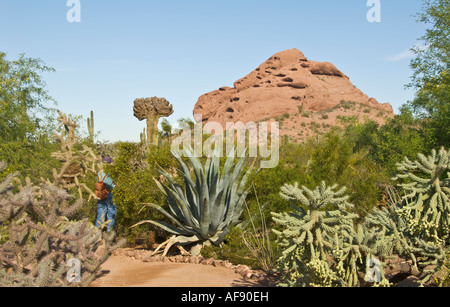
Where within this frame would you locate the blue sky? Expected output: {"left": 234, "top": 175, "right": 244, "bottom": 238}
{"left": 0, "top": 0, "right": 427, "bottom": 142}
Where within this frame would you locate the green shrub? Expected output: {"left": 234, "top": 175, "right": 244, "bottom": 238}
{"left": 107, "top": 142, "right": 177, "bottom": 243}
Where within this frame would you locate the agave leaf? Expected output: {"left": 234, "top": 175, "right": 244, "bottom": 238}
{"left": 153, "top": 177, "right": 195, "bottom": 228}
{"left": 209, "top": 190, "right": 225, "bottom": 235}
{"left": 175, "top": 234, "right": 203, "bottom": 245}
{"left": 174, "top": 155, "right": 201, "bottom": 221}
{"left": 133, "top": 203, "right": 195, "bottom": 234}
{"left": 200, "top": 195, "right": 210, "bottom": 239}
{"left": 221, "top": 148, "right": 236, "bottom": 183}
{"left": 131, "top": 219, "right": 194, "bottom": 236}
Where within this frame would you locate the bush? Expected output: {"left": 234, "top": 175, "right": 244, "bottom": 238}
{"left": 107, "top": 142, "right": 177, "bottom": 245}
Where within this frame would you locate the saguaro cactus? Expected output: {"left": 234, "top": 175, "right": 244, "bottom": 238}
{"left": 87, "top": 110, "right": 94, "bottom": 142}
{"left": 133, "top": 97, "right": 174, "bottom": 146}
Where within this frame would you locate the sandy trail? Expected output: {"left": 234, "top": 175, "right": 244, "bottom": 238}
{"left": 91, "top": 254, "right": 261, "bottom": 287}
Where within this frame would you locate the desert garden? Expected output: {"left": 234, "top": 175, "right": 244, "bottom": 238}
{"left": 0, "top": 0, "right": 449, "bottom": 288}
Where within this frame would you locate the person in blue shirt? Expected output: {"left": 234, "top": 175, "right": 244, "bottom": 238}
{"left": 95, "top": 156, "right": 117, "bottom": 232}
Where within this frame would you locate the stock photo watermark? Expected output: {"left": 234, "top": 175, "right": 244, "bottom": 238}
{"left": 365, "top": 257, "right": 382, "bottom": 283}
{"left": 66, "top": 258, "right": 81, "bottom": 283}
{"left": 66, "top": 0, "right": 81, "bottom": 23}
{"left": 171, "top": 115, "right": 280, "bottom": 169}
{"left": 367, "top": 0, "right": 381, "bottom": 23}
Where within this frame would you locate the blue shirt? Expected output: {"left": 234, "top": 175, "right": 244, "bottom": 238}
{"left": 97, "top": 170, "right": 116, "bottom": 191}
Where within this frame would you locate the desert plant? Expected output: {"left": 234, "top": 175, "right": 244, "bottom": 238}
{"left": 86, "top": 110, "right": 95, "bottom": 142}
{"left": 271, "top": 182, "right": 358, "bottom": 286}
{"left": 0, "top": 162, "right": 124, "bottom": 287}
{"left": 133, "top": 97, "right": 174, "bottom": 146}
{"left": 393, "top": 147, "right": 450, "bottom": 243}
{"left": 131, "top": 147, "right": 254, "bottom": 256}
{"left": 332, "top": 224, "right": 380, "bottom": 287}
{"left": 0, "top": 108, "right": 125, "bottom": 287}
{"left": 47, "top": 110, "right": 100, "bottom": 201}
{"left": 364, "top": 188, "right": 418, "bottom": 265}
{"left": 379, "top": 148, "right": 450, "bottom": 284}
{"left": 241, "top": 187, "right": 275, "bottom": 271}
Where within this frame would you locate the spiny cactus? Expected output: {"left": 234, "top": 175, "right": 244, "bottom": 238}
{"left": 0, "top": 109, "right": 125, "bottom": 287}
{"left": 364, "top": 193, "right": 417, "bottom": 266}
{"left": 133, "top": 97, "right": 174, "bottom": 146}
{"left": 393, "top": 147, "right": 450, "bottom": 243}
{"left": 271, "top": 182, "right": 361, "bottom": 286}
{"left": 0, "top": 163, "right": 124, "bottom": 287}
{"left": 272, "top": 148, "right": 450, "bottom": 287}
{"left": 87, "top": 110, "right": 94, "bottom": 142}
{"left": 49, "top": 110, "right": 100, "bottom": 200}
{"left": 140, "top": 127, "right": 147, "bottom": 144}
{"left": 272, "top": 182, "right": 357, "bottom": 262}
{"left": 132, "top": 146, "right": 254, "bottom": 256}
{"left": 332, "top": 224, "right": 379, "bottom": 287}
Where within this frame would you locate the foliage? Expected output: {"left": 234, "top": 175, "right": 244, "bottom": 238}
{"left": 271, "top": 182, "right": 360, "bottom": 286}
{"left": 106, "top": 142, "right": 174, "bottom": 243}
{"left": 0, "top": 140, "right": 60, "bottom": 184}
{"left": 248, "top": 130, "right": 386, "bottom": 222}
{"left": 271, "top": 146, "right": 450, "bottom": 287}
{"left": 393, "top": 147, "right": 450, "bottom": 243}
{"left": 363, "top": 197, "right": 416, "bottom": 263}
{"left": 240, "top": 193, "right": 275, "bottom": 272}
{"left": 0, "top": 106, "right": 125, "bottom": 286}
{"left": 48, "top": 110, "right": 100, "bottom": 201}
{"left": 344, "top": 111, "right": 433, "bottom": 177}
{"left": 390, "top": 148, "right": 450, "bottom": 283}
{"left": 131, "top": 147, "right": 254, "bottom": 256}
{"left": 0, "top": 52, "right": 57, "bottom": 142}
{"left": 407, "top": 0, "right": 450, "bottom": 146}
{"left": 159, "top": 118, "right": 173, "bottom": 139}
{"left": 0, "top": 161, "right": 124, "bottom": 287}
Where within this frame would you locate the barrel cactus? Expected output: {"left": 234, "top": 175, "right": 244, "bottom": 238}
{"left": 132, "top": 147, "right": 254, "bottom": 256}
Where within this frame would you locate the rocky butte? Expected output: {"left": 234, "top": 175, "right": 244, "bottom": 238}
{"left": 193, "top": 48, "right": 394, "bottom": 142}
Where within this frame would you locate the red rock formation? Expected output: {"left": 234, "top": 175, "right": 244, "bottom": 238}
{"left": 193, "top": 48, "right": 394, "bottom": 142}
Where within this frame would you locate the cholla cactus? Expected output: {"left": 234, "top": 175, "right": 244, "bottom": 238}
{"left": 0, "top": 167, "right": 123, "bottom": 287}
{"left": 0, "top": 163, "right": 124, "bottom": 287}
{"left": 393, "top": 147, "right": 450, "bottom": 243}
{"left": 271, "top": 182, "right": 358, "bottom": 286}
{"left": 48, "top": 110, "right": 100, "bottom": 200}
{"left": 333, "top": 224, "right": 379, "bottom": 287}
{"left": 0, "top": 109, "right": 125, "bottom": 287}
{"left": 305, "top": 258, "right": 337, "bottom": 287}
{"left": 364, "top": 193, "right": 417, "bottom": 265}
{"left": 272, "top": 182, "right": 357, "bottom": 261}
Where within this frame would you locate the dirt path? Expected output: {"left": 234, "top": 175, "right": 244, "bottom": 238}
{"left": 91, "top": 253, "right": 263, "bottom": 287}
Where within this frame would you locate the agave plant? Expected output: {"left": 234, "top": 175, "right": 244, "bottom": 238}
{"left": 132, "top": 147, "right": 254, "bottom": 256}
